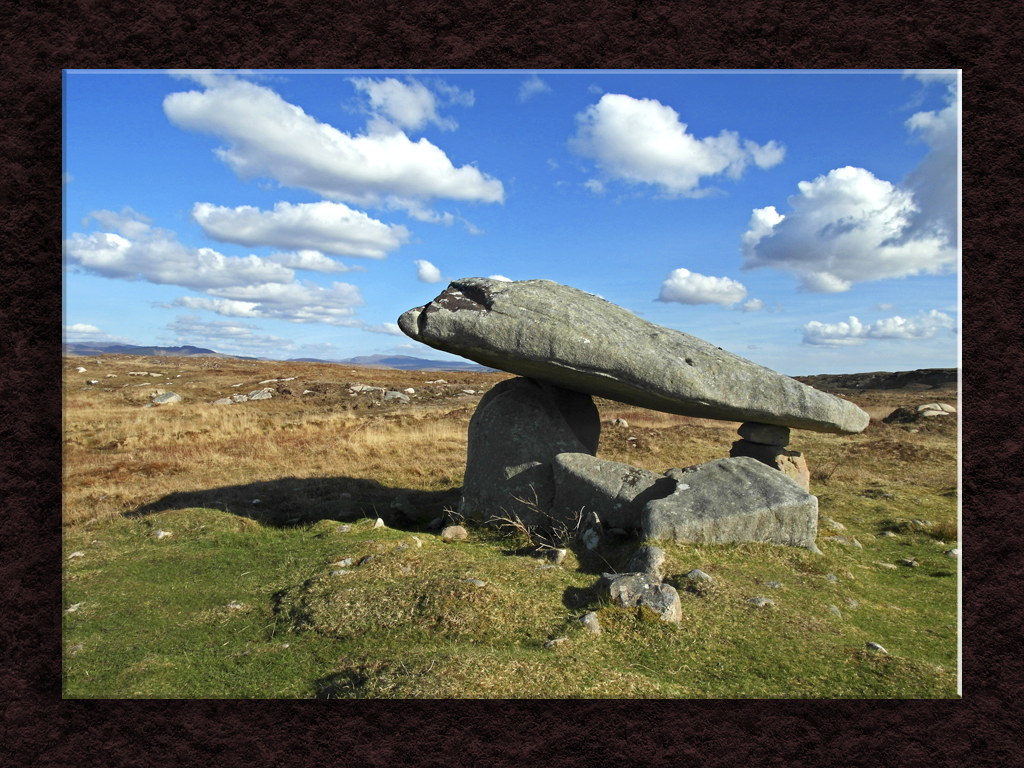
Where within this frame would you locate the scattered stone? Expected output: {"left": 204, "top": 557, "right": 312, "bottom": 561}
{"left": 536, "top": 565, "right": 560, "bottom": 571}
{"left": 845, "top": 598, "right": 859, "bottom": 608}
{"left": 627, "top": 545, "right": 667, "bottom": 580}
{"left": 684, "top": 568, "right": 713, "bottom": 583}
{"left": 212, "top": 398, "right": 234, "bottom": 405}
{"left": 765, "top": 581, "right": 783, "bottom": 589}
{"left": 458, "top": 377, "right": 599, "bottom": 525}
{"left": 737, "top": 422, "right": 791, "bottom": 446}
{"left": 398, "top": 278, "right": 869, "bottom": 433}
{"left": 404, "top": 388, "right": 416, "bottom": 394}
{"left": 641, "top": 457, "right": 820, "bottom": 552}
{"left": 330, "top": 558, "right": 354, "bottom": 568}
{"left": 231, "top": 394, "right": 249, "bottom": 403}
{"left": 461, "top": 578, "right": 487, "bottom": 588}
{"left": 879, "top": 531, "right": 898, "bottom": 538}
{"left": 826, "top": 573, "right": 838, "bottom": 582}
{"left": 128, "top": 371, "right": 148, "bottom": 376}
{"left": 580, "top": 511, "right": 603, "bottom": 550}
{"left": 68, "top": 552, "right": 85, "bottom": 559}
{"left": 828, "top": 605, "right": 842, "bottom": 618}
{"left": 372, "top": 518, "right": 386, "bottom": 529}
{"left": 747, "top": 597, "right": 774, "bottom": 607}
{"left": 945, "top": 548, "right": 960, "bottom": 558}
{"left": 87, "top": 379, "right": 99, "bottom": 385}
{"left": 821, "top": 535, "right": 849, "bottom": 544}
{"left": 426, "top": 379, "right": 447, "bottom": 384}
{"left": 611, "top": 418, "right": 629, "bottom": 427}
{"left": 357, "top": 555, "right": 376, "bottom": 566}
{"left": 822, "top": 516, "right": 847, "bottom": 532}
{"left": 580, "top": 611, "right": 602, "bottom": 635}
{"left": 411, "top": 536, "right": 423, "bottom": 548}
{"left": 151, "top": 392, "right": 182, "bottom": 405}
{"left": 105, "top": 374, "right": 117, "bottom": 378}
{"left": 550, "top": 453, "right": 675, "bottom": 530}
{"left": 866, "top": 642, "right": 888, "bottom": 654}
{"left": 231, "top": 383, "right": 243, "bottom": 387}
{"left": 852, "top": 538, "right": 863, "bottom": 549}
{"left": 248, "top": 388, "right": 274, "bottom": 400}
{"left": 899, "top": 557, "right": 920, "bottom": 568}
{"left": 259, "top": 379, "right": 279, "bottom": 384}
{"left": 149, "top": 373, "right": 162, "bottom": 377}
{"left": 66, "top": 603, "right": 83, "bottom": 613}
{"left": 385, "top": 390, "right": 410, "bottom": 403}
{"left": 68, "top": 643, "right": 84, "bottom": 654}
{"left": 544, "top": 638, "right": 567, "bottom": 649}
{"left": 875, "top": 562, "right": 898, "bottom": 570}
{"left": 75, "top": 367, "right": 87, "bottom": 373}
{"left": 302, "top": 390, "right": 314, "bottom": 395}
{"left": 441, "top": 525, "right": 468, "bottom": 541}
{"left": 461, "top": 389, "right": 476, "bottom": 395}
{"left": 598, "top": 572, "right": 683, "bottom": 622}
{"left": 153, "top": 530, "right": 172, "bottom": 539}
{"left": 227, "top": 602, "right": 244, "bottom": 610}
{"left": 330, "top": 569, "right": 352, "bottom": 576}
{"left": 336, "top": 525, "right": 352, "bottom": 533}
{"left": 540, "top": 548, "right": 567, "bottom": 565}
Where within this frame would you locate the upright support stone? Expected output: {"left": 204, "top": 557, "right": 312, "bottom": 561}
{"left": 459, "top": 377, "right": 600, "bottom": 526}
{"left": 729, "top": 439, "right": 810, "bottom": 492}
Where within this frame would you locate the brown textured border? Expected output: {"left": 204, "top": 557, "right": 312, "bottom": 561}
{"left": 8, "top": 0, "right": 1020, "bottom": 764}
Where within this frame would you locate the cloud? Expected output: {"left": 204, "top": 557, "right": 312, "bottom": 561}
{"left": 518, "top": 75, "right": 551, "bottom": 103}
{"left": 62, "top": 323, "right": 133, "bottom": 344}
{"left": 166, "top": 314, "right": 297, "bottom": 354}
{"left": 583, "top": 179, "right": 605, "bottom": 195}
{"left": 172, "top": 280, "right": 364, "bottom": 326}
{"left": 414, "top": 259, "right": 443, "bottom": 283}
{"left": 163, "top": 74, "right": 504, "bottom": 208}
{"left": 62, "top": 172, "right": 74, "bottom": 185}
{"left": 364, "top": 322, "right": 404, "bottom": 336}
{"left": 741, "top": 167, "right": 957, "bottom": 292}
{"left": 350, "top": 76, "right": 467, "bottom": 132}
{"left": 741, "top": 298, "right": 764, "bottom": 312}
{"left": 65, "top": 209, "right": 367, "bottom": 327}
{"left": 743, "top": 77, "right": 959, "bottom": 292}
{"left": 191, "top": 201, "right": 409, "bottom": 259}
{"left": 488, "top": 274, "right": 512, "bottom": 282}
{"left": 64, "top": 210, "right": 295, "bottom": 291}
{"left": 657, "top": 268, "right": 748, "bottom": 307}
{"left": 802, "top": 309, "right": 956, "bottom": 346}
{"left": 569, "top": 93, "right": 785, "bottom": 197}
{"left": 266, "top": 250, "right": 366, "bottom": 274}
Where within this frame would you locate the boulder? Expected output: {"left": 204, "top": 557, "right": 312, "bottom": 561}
{"left": 642, "top": 457, "right": 820, "bottom": 551}
{"left": 729, "top": 439, "right": 810, "bottom": 492}
{"left": 597, "top": 572, "right": 682, "bottom": 622}
{"left": 150, "top": 392, "right": 182, "bottom": 405}
{"left": 627, "top": 545, "right": 668, "bottom": 580}
{"left": 737, "top": 422, "right": 791, "bottom": 446}
{"left": 399, "top": 278, "right": 868, "bottom": 434}
{"left": 549, "top": 453, "right": 675, "bottom": 529}
{"left": 458, "top": 377, "right": 600, "bottom": 525}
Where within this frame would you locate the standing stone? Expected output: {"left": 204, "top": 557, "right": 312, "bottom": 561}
{"left": 729, "top": 440, "right": 811, "bottom": 492}
{"left": 398, "top": 278, "right": 869, "bottom": 434}
{"left": 737, "top": 422, "right": 791, "bottom": 446}
{"left": 549, "top": 453, "right": 675, "bottom": 529}
{"left": 642, "top": 457, "right": 819, "bottom": 551}
{"left": 459, "top": 377, "right": 600, "bottom": 525}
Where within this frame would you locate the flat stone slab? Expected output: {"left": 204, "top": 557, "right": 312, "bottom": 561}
{"left": 398, "top": 278, "right": 869, "bottom": 434}
{"left": 642, "top": 457, "right": 820, "bottom": 551}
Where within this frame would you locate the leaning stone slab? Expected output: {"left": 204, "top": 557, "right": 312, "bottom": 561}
{"left": 549, "top": 453, "right": 675, "bottom": 529}
{"left": 642, "top": 457, "right": 820, "bottom": 551}
{"left": 459, "top": 377, "right": 600, "bottom": 526}
{"left": 399, "top": 278, "right": 868, "bottom": 434}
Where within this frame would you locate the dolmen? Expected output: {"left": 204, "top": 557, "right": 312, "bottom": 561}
{"left": 399, "top": 278, "right": 869, "bottom": 552}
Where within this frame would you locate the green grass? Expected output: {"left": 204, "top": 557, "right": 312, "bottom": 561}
{"left": 63, "top": 502, "right": 958, "bottom": 699}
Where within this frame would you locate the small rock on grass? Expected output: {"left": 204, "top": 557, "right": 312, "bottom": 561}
{"left": 461, "top": 578, "right": 487, "bottom": 588}
{"left": 68, "top": 552, "right": 85, "bottom": 559}
{"left": 764, "top": 581, "right": 783, "bottom": 589}
{"left": 828, "top": 605, "right": 843, "bottom": 618}
{"left": 747, "top": 597, "right": 775, "bottom": 607}
{"left": 227, "top": 602, "right": 244, "bottom": 610}
{"left": 543, "top": 638, "right": 567, "bottom": 649}
{"left": 372, "top": 517, "right": 386, "bottom": 529}
{"left": 684, "top": 568, "right": 713, "bottom": 582}
{"left": 580, "top": 612, "right": 601, "bottom": 635}
{"left": 441, "top": 525, "right": 468, "bottom": 541}
{"left": 866, "top": 642, "right": 888, "bottom": 654}
{"left": 336, "top": 525, "right": 352, "bottom": 533}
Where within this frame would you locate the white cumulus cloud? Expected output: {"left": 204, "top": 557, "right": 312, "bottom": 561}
{"left": 62, "top": 323, "right": 132, "bottom": 344}
{"left": 518, "top": 75, "right": 551, "bottom": 103}
{"left": 741, "top": 298, "right": 764, "bottom": 312}
{"left": 802, "top": 310, "right": 956, "bottom": 346}
{"left": 166, "top": 314, "right": 297, "bottom": 354}
{"left": 266, "top": 250, "right": 366, "bottom": 274}
{"left": 570, "top": 93, "right": 784, "bottom": 197}
{"left": 163, "top": 74, "right": 504, "bottom": 209}
{"left": 414, "top": 259, "right": 443, "bottom": 283}
{"left": 488, "top": 274, "right": 512, "bottom": 282}
{"left": 191, "top": 201, "right": 409, "bottom": 259}
{"left": 657, "top": 268, "right": 748, "bottom": 307}
{"left": 350, "top": 76, "right": 469, "bottom": 133}
{"left": 364, "top": 322, "right": 404, "bottom": 336}
{"left": 741, "top": 166, "right": 956, "bottom": 292}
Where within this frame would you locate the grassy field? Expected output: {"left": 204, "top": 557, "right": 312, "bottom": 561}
{"left": 62, "top": 354, "right": 960, "bottom": 698}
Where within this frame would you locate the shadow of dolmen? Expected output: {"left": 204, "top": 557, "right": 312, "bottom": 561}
{"left": 126, "top": 475, "right": 462, "bottom": 531}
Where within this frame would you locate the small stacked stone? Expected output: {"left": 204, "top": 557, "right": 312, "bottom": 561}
{"left": 729, "top": 422, "right": 810, "bottom": 491}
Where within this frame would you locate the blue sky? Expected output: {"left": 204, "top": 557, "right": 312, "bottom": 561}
{"left": 63, "top": 70, "right": 959, "bottom": 376}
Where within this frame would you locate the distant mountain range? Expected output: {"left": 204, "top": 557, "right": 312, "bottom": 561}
{"left": 62, "top": 342, "right": 492, "bottom": 371}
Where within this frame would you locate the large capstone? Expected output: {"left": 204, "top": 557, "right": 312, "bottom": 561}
{"left": 399, "top": 278, "right": 869, "bottom": 434}
{"left": 459, "top": 377, "right": 600, "bottom": 526}
{"left": 642, "top": 457, "right": 820, "bottom": 551}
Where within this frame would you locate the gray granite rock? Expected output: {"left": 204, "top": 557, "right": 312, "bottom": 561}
{"left": 549, "top": 453, "right": 674, "bottom": 530}
{"left": 398, "top": 278, "right": 868, "bottom": 434}
{"left": 598, "top": 572, "right": 682, "bottom": 622}
{"left": 737, "top": 422, "right": 791, "bottom": 446}
{"left": 627, "top": 545, "right": 668, "bottom": 581}
{"left": 641, "top": 457, "right": 819, "bottom": 551}
{"left": 459, "top": 377, "right": 600, "bottom": 525}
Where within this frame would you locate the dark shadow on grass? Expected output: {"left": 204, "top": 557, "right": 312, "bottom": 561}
{"left": 126, "top": 475, "right": 462, "bottom": 531}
